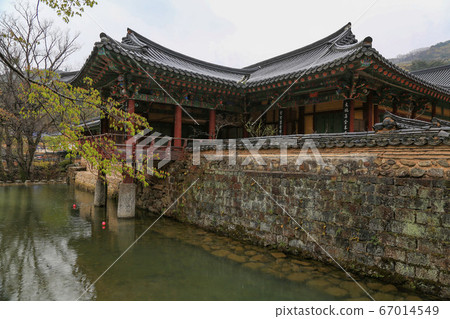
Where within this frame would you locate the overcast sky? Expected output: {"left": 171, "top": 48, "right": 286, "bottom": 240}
{"left": 1, "top": 0, "right": 449, "bottom": 70}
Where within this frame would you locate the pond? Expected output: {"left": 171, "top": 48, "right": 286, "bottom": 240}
{"left": 0, "top": 184, "right": 425, "bottom": 301}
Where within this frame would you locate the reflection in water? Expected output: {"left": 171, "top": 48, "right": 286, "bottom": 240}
{"left": 0, "top": 185, "right": 93, "bottom": 300}
{"left": 0, "top": 185, "right": 426, "bottom": 301}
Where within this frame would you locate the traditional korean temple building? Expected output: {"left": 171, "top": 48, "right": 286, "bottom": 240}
{"left": 67, "top": 23, "right": 450, "bottom": 140}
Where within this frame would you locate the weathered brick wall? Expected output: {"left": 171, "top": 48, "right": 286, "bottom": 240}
{"left": 137, "top": 145, "right": 449, "bottom": 298}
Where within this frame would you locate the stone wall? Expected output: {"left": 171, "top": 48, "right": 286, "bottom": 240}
{"left": 136, "top": 145, "right": 450, "bottom": 299}
{"left": 74, "top": 168, "right": 121, "bottom": 199}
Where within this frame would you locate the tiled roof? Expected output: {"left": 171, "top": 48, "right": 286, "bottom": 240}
{"left": 243, "top": 24, "right": 358, "bottom": 85}
{"left": 75, "top": 23, "right": 360, "bottom": 87}
{"left": 57, "top": 70, "right": 78, "bottom": 82}
{"left": 412, "top": 64, "right": 450, "bottom": 90}
{"left": 104, "top": 29, "right": 252, "bottom": 86}
{"left": 69, "top": 23, "right": 450, "bottom": 97}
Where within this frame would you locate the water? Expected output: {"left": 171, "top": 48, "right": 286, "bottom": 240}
{"left": 0, "top": 184, "right": 425, "bottom": 301}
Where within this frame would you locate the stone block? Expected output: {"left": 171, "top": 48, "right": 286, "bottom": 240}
{"left": 442, "top": 214, "right": 450, "bottom": 228}
{"left": 400, "top": 160, "right": 416, "bottom": 167}
{"left": 376, "top": 184, "right": 396, "bottom": 196}
{"left": 385, "top": 246, "right": 406, "bottom": 262}
{"left": 418, "top": 160, "right": 432, "bottom": 167}
{"left": 395, "top": 262, "right": 415, "bottom": 277}
{"left": 416, "top": 211, "right": 440, "bottom": 226}
{"left": 417, "top": 188, "right": 431, "bottom": 199}
{"left": 398, "top": 185, "right": 417, "bottom": 197}
{"left": 431, "top": 200, "right": 446, "bottom": 213}
{"left": 396, "top": 236, "right": 416, "bottom": 250}
{"left": 378, "top": 232, "right": 396, "bottom": 246}
{"left": 389, "top": 221, "right": 425, "bottom": 238}
{"left": 409, "top": 198, "right": 430, "bottom": 210}
{"left": 439, "top": 271, "right": 450, "bottom": 285}
{"left": 411, "top": 168, "right": 425, "bottom": 178}
{"left": 407, "top": 251, "right": 429, "bottom": 266}
{"left": 426, "top": 226, "right": 449, "bottom": 242}
{"left": 395, "top": 168, "right": 410, "bottom": 177}
{"left": 415, "top": 267, "right": 439, "bottom": 281}
{"left": 360, "top": 183, "right": 375, "bottom": 194}
{"left": 350, "top": 241, "right": 366, "bottom": 254}
{"left": 437, "top": 159, "right": 449, "bottom": 168}
{"left": 374, "top": 206, "right": 394, "bottom": 220}
{"left": 417, "top": 239, "right": 442, "bottom": 255}
{"left": 368, "top": 218, "right": 386, "bottom": 231}
{"left": 366, "top": 242, "right": 384, "bottom": 256}
{"left": 426, "top": 168, "right": 444, "bottom": 178}
{"left": 395, "top": 208, "right": 415, "bottom": 223}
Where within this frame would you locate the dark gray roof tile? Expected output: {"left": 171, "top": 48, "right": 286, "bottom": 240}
{"left": 68, "top": 24, "right": 450, "bottom": 99}
{"left": 412, "top": 64, "right": 450, "bottom": 89}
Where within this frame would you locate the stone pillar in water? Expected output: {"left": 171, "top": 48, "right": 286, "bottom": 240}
{"left": 93, "top": 173, "right": 106, "bottom": 207}
{"left": 117, "top": 98, "right": 137, "bottom": 218}
{"left": 117, "top": 182, "right": 136, "bottom": 218}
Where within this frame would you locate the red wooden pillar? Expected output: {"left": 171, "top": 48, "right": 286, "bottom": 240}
{"left": 209, "top": 109, "right": 216, "bottom": 139}
{"left": 431, "top": 103, "right": 436, "bottom": 119}
{"left": 128, "top": 99, "right": 135, "bottom": 114}
{"left": 174, "top": 105, "right": 182, "bottom": 147}
{"left": 282, "top": 109, "right": 287, "bottom": 135}
{"left": 366, "top": 92, "right": 374, "bottom": 131}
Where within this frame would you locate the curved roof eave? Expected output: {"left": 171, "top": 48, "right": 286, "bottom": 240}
{"left": 66, "top": 25, "right": 450, "bottom": 101}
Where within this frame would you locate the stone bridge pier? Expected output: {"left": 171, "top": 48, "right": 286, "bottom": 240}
{"left": 93, "top": 171, "right": 106, "bottom": 207}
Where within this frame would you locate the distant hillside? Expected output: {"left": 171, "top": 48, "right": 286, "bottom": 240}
{"left": 390, "top": 40, "right": 450, "bottom": 71}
